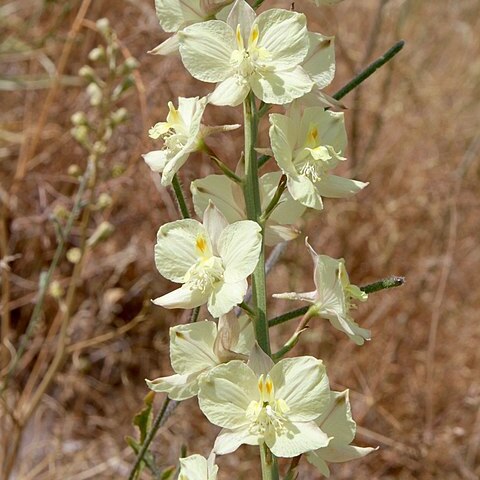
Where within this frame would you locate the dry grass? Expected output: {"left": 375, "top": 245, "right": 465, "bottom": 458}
{"left": 1, "top": 0, "right": 479, "bottom": 478}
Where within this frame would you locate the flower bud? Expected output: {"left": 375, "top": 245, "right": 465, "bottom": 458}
{"left": 87, "top": 221, "right": 114, "bottom": 247}
{"left": 67, "top": 247, "right": 82, "bottom": 264}
{"left": 79, "top": 65, "right": 96, "bottom": 81}
{"left": 110, "top": 107, "right": 128, "bottom": 126}
{"left": 88, "top": 46, "right": 105, "bottom": 62}
{"left": 71, "top": 111, "right": 88, "bottom": 126}
{"left": 96, "top": 17, "right": 110, "bottom": 34}
{"left": 49, "top": 280, "right": 64, "bottom": 299}
{"left": 71, "top": 125, "right": 89, "bottom": 144}
{"left": 87, "top": 83, "right": 102, "bottom": 106}
{"left": 97, "top": 192, "right": 113, "bottom": 209}
{"left": 68, "top": 164, "right": 82, "bottom": 177}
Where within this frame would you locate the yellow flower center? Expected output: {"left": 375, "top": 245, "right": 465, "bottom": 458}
{"left": 294, "top": 124, "right": 341, "bottom": 183}
{"left": 246, "top": 374, "right": 290, "bottom": 436}
{"left": 230, "top": 24, "right": 271, "bottom": 79}
{"left": 184, "top": 256, "right": 224, "bottom": 293}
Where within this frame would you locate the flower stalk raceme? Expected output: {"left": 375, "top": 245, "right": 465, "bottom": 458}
{"left": 132, "top": 0, "right": 406, "bottom": 477}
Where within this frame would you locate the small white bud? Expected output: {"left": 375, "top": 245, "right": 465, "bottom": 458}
{"left": 67, "top": 248, "right": 82, "bottom": 264}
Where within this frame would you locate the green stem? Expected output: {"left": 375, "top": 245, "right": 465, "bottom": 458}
{"left": 269, "top": 306, "right": 309, "bottom": 328}
{"left": 260, "top": 174, "right": 287, "bottom": 223}
{"left": 128, "top": 397, "right": 177, "bottom": 480}
{"left": 171, "top": 174, "right": 190, "bottom": 219}
{"left": 268, "top": 276, "right": 404, "bottom": 328}
{"left": 208, "top": 153, "right": 242, "bottom": 183}
{"left": 260, "top": 443, "right": 279, "bottom": 480}
{"left": 252, "top": 0, "right": 265, "bottom": 9}
{"left": 258, "top": 154, "right": 271, "bottom": 168}
{"left": 243, "top": 92, "right": 270, "bottom": 355}
{"left": 361, "top": 275, "right": 405, "bottom": 294}
{"left": 239, "top": 301, "right": 255, "bottom": 317}
{"left": 333, "top": 40, "right": 405, "bottom": 101}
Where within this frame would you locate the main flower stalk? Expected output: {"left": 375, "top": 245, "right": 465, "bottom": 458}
{"left": 243, "top": 92, "right": 269, "bottom": 356}
{"left": 243, "top": 91, "right": 277, "bottom": 479}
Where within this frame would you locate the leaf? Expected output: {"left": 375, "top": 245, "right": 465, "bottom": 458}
{"left": 133, "top": 391, "right": 155, "bottom": 443}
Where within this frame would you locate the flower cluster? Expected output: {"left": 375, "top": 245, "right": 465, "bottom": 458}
{"left": 142, "top": 0, "right": 377, "bottom": 477}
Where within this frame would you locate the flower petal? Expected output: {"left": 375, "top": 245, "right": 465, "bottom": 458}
{"left": 320, "top": 444, "right": 377, "bottom": 463}
{"left": 148, "top": 34, "right": 180, "bottom": 55}
{"left": 269, "top": 114, "right": 298, "bottom": 176}
{"left": 143, "top": 150, "right": 169, "bottom": 173}
{"left": 191, "top": 175, "right": 245, "bottom": 224}
{"left": 264, "top": 224, "right": 300, "bottom": 246}
{"left": 251, "top": 66, "right": 313, "bottom": 105}
{"left": 178, "top": 454, "right": 211, "bottom": 480}
{"left": 152, "top": 285, "right": 210, "bottom": 310}
{"left": 208, "top": 76, "right": 250, "bottom": 106}
{"left": 198, "top": 360, "right": 258, "bottom": 429}
{"left": 214, "top": 427, "right": 259, "bottom": 455}
{"left": 316, "top": 175, "right": 368, "bottom": 198}
{"left": 270, "top": 356, "right": 330, "bottom": 422}
{"left": 226, "top": 0, "right": 255, "bottom": 43}
{"left": 272, "top": 290, "right": 317, "bottom": 303}
{"left": 316, "top": 390, "right": 356, "bottom": 443}
{"left": 256, "top": 9, "right": 309, "bottom": 68}
{"left": 179, "top": 20, "right": 234, "bottom": 82}
{"left": 169, "top": 321, "right": 219, "bottom": 375}
{"left": 325, "top": 312, "right": 371, "bottom": 345}
{"left": 303, "top": 33, "right": 335, "bottom": 89}
{"left": 160, "top": 149, "right": 192, "bottom": 186}
{"left": 287, "top": 174, "right": 324, "bottom": 210}
{"left": 146, "top": 371, "right": 201, "bottom": 401}
{"left": 208, "top": 278, "right": 247, "bottom": 317}
{"left": 203, "top": 201, "right": 229, "bottom": 255}
{"left": 218, "top": 220, "right": 262, "bottom": 283}
{"left": 268, "top": 420, "right": 330, "bottom": 458}
{"left": 155, "top": 219, "right": 209, "bottom": 282}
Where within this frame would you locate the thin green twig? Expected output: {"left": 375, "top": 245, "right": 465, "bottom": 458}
{"left": 127, "top": 397, "right": 177, "bottom": 480}
{"left": 361, "top": 275, "right": 405, "bottom": 294}
{"left": 268, "top": 276, "right": 404, "bottom": 328}
{"left": 171, "top": 174, "right": 190, "bottom": 219}
{"left": 333, "top": 40, "right": 405, "bottom": 101}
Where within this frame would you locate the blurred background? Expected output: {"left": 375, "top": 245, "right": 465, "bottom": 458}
{"left": 1, "top": 0, "right": 479, "bottom": 478}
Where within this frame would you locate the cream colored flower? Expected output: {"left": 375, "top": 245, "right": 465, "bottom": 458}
{"left": 273, "top": 239, "right": 370, "bottom": 345}
{"left": 150, "top": 0, "right": 233, "bottom": 55}
{"left": 143, "top": 96, "right": 238, "bottom": 186}
{"left": 153, "top": 202, "right": 261, "bottom": 317}
{"left": 269, "top": 106, "right": 367, "bottom": 209}
{"left": 306, "top": 390, "right": 376, "bottom": 476}
{"left": 146, "top": 313, "right": 254, "bottom": 400}
{"left": 178, "top": 0, "right": 313, "bottom": 106}
{"left": 191, "top": 172, "right": 306, "bottom": 246}
{"left": 198, "top": 345, "right": 331, "bottom": 457}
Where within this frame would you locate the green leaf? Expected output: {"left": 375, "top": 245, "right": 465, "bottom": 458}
{"left": 133, "top": 391, "right": 155, "bottom": 443}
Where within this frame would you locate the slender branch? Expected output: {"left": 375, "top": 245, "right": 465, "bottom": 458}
{"left": 258, "top": 155, "right": 271, "bottom": 169}
{"left": 171, "top": 174, "right": 191, "bottom": 219}
{"left": 260, "top": 175, "right": 287, "bottom": 223}
{"left": 189, "top": 306, "right": 200, "bottom": 323}
{"left": 127, "top": 397, "right": 178, "bottom": 480}
{"left": 268, "top": 276, "right": 404, "bottom": 328}
{"left": 243, "top": 92, "right": 270, "bottom": 356}
{"left": 239, "top": 301, "right": 255, "bottom": 317}
{"left": 361, "top": 275, "right": 405, "bottom": 294}
{"left": 269, "top": 306, "right": 309, "bottom": 328}
{"left": 332, "top": 40, "right": 405, "bottom": 101}
{"left": 208, "top": 152, "right": 242, "bottom": 184}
